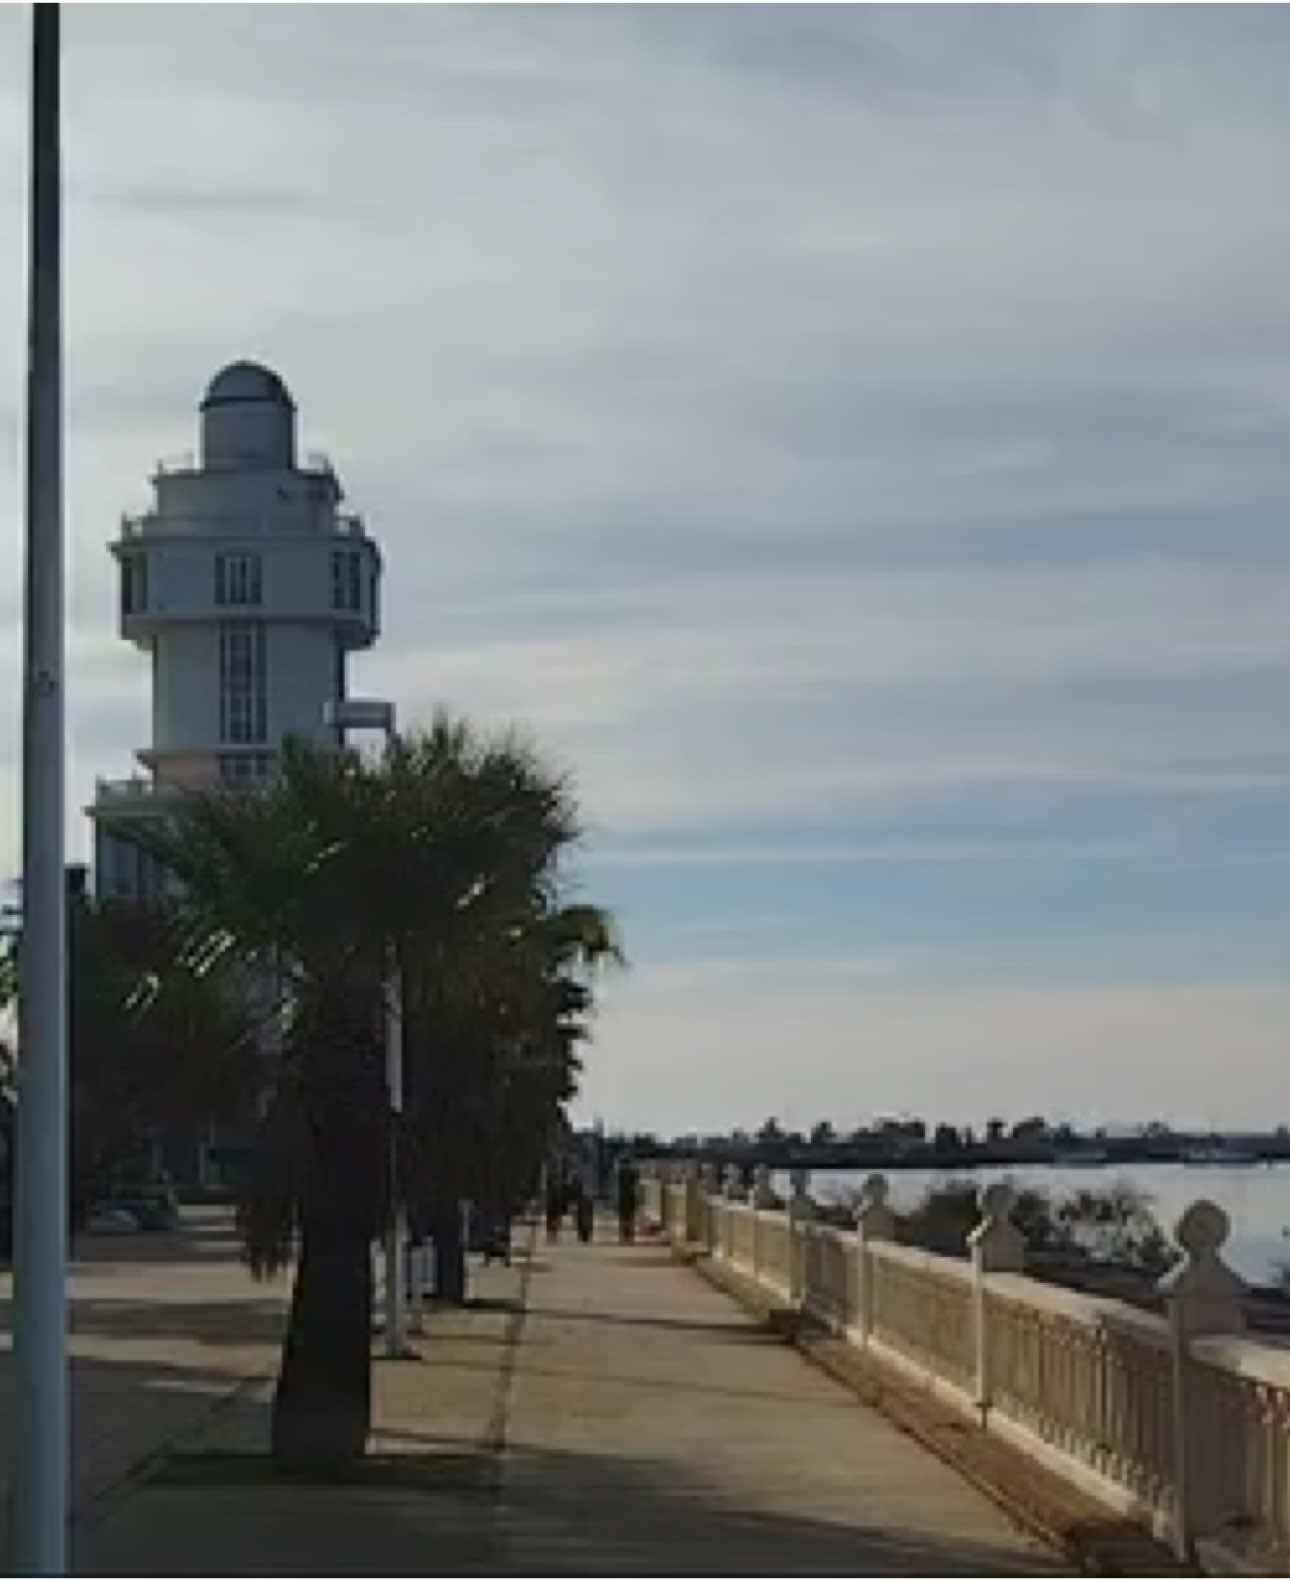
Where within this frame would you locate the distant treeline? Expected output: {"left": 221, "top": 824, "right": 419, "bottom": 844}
{"left": 627, "top": 1116, "right": 1290, "bottom": 1171}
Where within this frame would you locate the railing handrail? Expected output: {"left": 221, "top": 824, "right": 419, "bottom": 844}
{"left": 681, "top": 1179, "right": 1290, "bottom": 1565}
{"left": 984, "top": 1268, "right": 1171, "bottom": 1345}
{"left": 803, "top": 1219, "right": 856, "bottom": 1241}
{"left": 868, "top": 1236, "right": 975, "bottom": 1286}
{"left": 114, "top": 512, "right": 364, "bottom": 539}
{"left": 95, "top": 775, "right": 163, "bottom": 799}
{"left": 149, "top": 449, "right": 341, "bottom": 480}
{"left": 1192, "top": 1331, "right": 1290, "bottom": 1388}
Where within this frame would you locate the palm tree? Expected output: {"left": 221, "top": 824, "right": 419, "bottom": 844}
{"left": 126, "top": 714, "right": 620, "bottom": 1472}
{"left": 74, "top": 898, "right": 262, "bottom": 1210}
{"left": 0, "top": 886, "right": 258, "bottom": 1228}
{"left": 401, "top": 897, "right": 621, "bottom": 1298}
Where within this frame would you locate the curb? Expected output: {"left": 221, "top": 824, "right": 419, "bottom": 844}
{"left": 676, "top": 1242, "right": 1191, "bottom": 1579}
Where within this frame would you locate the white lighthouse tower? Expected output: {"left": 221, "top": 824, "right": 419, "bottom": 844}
{"left": 90, "top": 361, "right": 382, "bottom": 902}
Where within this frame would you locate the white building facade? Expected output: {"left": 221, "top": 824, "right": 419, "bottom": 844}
{"left": 90, "top": 361, "right": 382, "bottom": 901}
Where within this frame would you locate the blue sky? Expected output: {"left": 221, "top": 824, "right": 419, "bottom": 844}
{"left": 4, "top": 6, "right": 1290, "bottom": 1133}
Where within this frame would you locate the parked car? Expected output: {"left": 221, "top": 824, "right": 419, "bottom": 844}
{"left": 118, "top": 1185, "right": 179, "bottom": 1231}
{"left": 91, "top": 1184, "right": 179, "bottom": 1233}
{"left": 86, "top": 1205, "right": 143, "bottom": 1236}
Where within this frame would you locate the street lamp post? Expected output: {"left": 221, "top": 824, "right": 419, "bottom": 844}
{"left": 11, "top": 7, "right": 67, "bottom": 1573}
{"left": 323, "top": 697, "right": 411, "bottom": 1358}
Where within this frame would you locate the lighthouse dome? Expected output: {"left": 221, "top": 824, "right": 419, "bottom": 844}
{"left": 200, "top": 360, "right": 296, "bottom": 470}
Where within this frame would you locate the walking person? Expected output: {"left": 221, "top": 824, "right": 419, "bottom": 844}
{"left": 545, "top": 1171, "right": 564, "bottom": 1242}
{"left": 616, "top": 1156, "right": 639, "bottom": 1244}
{"left": 575, "top": 1161, "right": 595, "bottom": 1243}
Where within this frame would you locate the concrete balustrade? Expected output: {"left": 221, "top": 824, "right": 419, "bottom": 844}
{"left": 644, "top": 1164, "right": 1290, "bottom": 1570}
{"left": 870, "top": 1240, "right": 977, "bottom": 1401}
{"left": 751, "top": 1163, "right": 777, "bottom": 1209}
{"left": 639, "top": 1166, "right": 664, "bottom": 1225}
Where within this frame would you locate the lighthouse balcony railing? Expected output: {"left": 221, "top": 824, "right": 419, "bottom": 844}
{"left": 119, "top": 510, "right": 367, "bottom": 539}
{"left": 152, "top": 450, "right": 337, "bottom": 480}
{"left": 93, "top": 775, "right": 172, "bottom": 805}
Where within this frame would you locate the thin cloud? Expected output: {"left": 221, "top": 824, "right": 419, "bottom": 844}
{"left": 1, "top": 8, "right": 1289, "bottom": 1120}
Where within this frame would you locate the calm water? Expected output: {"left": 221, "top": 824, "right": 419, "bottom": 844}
{"left": 776, "top": 1162, "right": 1290, "bottom": 1285}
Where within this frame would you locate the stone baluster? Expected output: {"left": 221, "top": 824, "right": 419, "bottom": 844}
{"left": 1162, "top": 1199, "right": 1246, "bottom": 1340}
{"left": 1159, "top": 1199, "right": 1247, "bottom": 1561}
{"left": 968, "top": 1181, "right": 1026, "bottom": 1274}
{"left": 407, "top": 1239, "right": 425, "bottom": 1336}
{"left": 967, "top": 1182, "right": 1024, "bottom": 1421}
{"left": 854, "top": 1174, "right": 894, "bottom": 1344}
{"left": 698, "top": 1163, "right": 720, "bottom": 1253}
{"left": 638, "top": 1161, "right": 660, "bottom": 1223}
{"left": 717, "top": 1166, "right": 743, "bottom": 1263}
{"left": 747, "top": 1164, "right": 770, "bottom": 1281}
{"left": 752, "top": 1163, "right": 777, "bottom": 1209}
{"left": 682, "top": 1158, "right": 703, "bottom": 1245}
{"left": 788, "top": 1167, "right": 815, "bottom": 1306}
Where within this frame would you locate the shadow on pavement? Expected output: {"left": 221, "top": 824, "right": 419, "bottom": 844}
{"left": 0, "top": 1346, "right": 274, "bottom": 1562}
{"left": 497, "top": 1437, "right": 1066, "bottom": 1576}
{"left": 80, "top": 1426, "right": 1064, "bottom": 1576}
{"left": 12, "top": 1211, "right": 1065, "bottom": 1578}
{"left": 68, "top": 1298, "right": 287, "bottom": 1348}
{"left": 71, "top": 1212, "right": 249, "bottom": 1270}
{"left": 462, "top": 1294, "right": 524, "bottom": 1313}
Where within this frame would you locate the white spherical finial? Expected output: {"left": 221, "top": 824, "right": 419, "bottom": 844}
{"left": 1175, "top": 1199, "right": 1229, "bottom": 1258}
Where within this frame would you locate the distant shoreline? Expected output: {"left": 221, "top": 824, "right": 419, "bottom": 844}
{"left": 674, "top": 1139, "right": 1290, "bottom": 1174}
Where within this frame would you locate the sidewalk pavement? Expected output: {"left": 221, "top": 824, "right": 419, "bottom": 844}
{"left": 0, "top": 1205, "right": 290, "bottom": 1561}
{"left": 81, "top": 1215, "right": 1062, "bottom": 1575}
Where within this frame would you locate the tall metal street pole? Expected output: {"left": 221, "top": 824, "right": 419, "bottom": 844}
{"left": 11, "top": 5, "right": 68, "bottom": 1574}
{"left": 383, "top": 931, "right": 407, "bottom": 1356}
{"left": 380, "top": 716, "right": 408, "bottom": 1358}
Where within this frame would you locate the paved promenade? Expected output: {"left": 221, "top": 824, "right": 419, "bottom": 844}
{"left": 71, "top": 1211, "right": 1060, "bottom": 1575}
{"left": 0, "top": 1206, "right": 290, "bottom": 1560}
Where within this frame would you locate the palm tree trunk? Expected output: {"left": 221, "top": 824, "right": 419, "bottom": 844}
{"left": 270, "top": 1112, "right": 372, "bottom": 1473}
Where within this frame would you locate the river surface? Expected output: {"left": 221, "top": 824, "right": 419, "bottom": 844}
{"left": 774, "top": 1162, "right": 1290, "bottom": 1286}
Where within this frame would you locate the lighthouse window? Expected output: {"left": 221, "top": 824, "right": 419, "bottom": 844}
{"left": 215, "top": 552, "right": 262, "bottom": 607}
{"left": 333, "top": 634, "right": 346, "bottom": 705}
{"left": 120, "top": 553, "right": 148, "bottom": 616}
{"left": 332, "top": 548, "right": 363, "bottom": 612}
{"left": 219, "top": 622, "right": 268, "bottom": 744}
{"left": 220, "top": 752, "right": 272, "bottom": 787}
